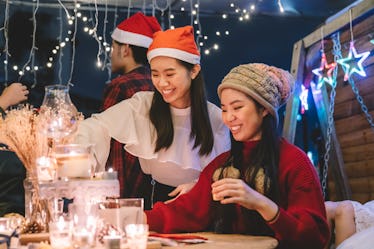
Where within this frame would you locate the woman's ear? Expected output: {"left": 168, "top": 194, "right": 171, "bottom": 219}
{"left": 190, "top": 64, "right": 201, "bottom": 79}
{"left": 262, "top": 108, "right": 269, "bottom": 118}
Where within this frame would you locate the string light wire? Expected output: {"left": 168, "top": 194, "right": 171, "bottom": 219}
{"left": 18, "top": 0, "right": 39, "bottom": 82}
{"left": 2, "top": 0, "right": 10, "bottom": 85}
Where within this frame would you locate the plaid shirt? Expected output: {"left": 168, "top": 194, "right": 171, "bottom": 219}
{"left": 101, "top": 66, "right": 154, "bottom": 198}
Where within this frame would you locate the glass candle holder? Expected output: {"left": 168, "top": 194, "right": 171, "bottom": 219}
{"left": 125, "top": 224, "right": 149, "bottom": 249}
{"left": 54, "top": 144, "right": 96, "bottom": 179}
{"left": 70, "top": 203, "right": 98, "bottom": 248}
{"left": 36, "top": 156, "right": 57, "bottom": 183}
{"left": 49, "top": 216, "right": 72, "bottom": 249}
{"left": 103, "top": 232, "right": 121, "bottom": 249}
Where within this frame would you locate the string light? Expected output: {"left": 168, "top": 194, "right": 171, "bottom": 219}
{"left": 1, "top": 0, "right": 292, "bottom": 84}
{"left": 337, "top": 9, "right": 370, "bottom": 81}
{"left": 299, "top": 84, "right": 309, "bottom": 114}
{"left": 312, "top": 27, "right": 337, "bottom": 88}
{"left": 277, "top": 0, "right": 284, "bottom": 13}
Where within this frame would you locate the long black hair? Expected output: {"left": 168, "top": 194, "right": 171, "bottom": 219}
{"left": 213, "top": 99, "right": 281, "bottom": 235}
{"left": 149, "top": 60, "right": 214, "bottom": 156}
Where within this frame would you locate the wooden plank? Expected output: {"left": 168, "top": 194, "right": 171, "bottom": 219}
{"left": 334, "top": 92, "right": 374, "bottom": 120}
{"left": 282, "top": 40, "right": 305, "bottom": 143}
{"left": 348, "top": 177, "right": 374, "bottom": 193}
{"left": 338, "top": 128, "right": 374, "bottom": 148}
{"left": 302, "top": 0, "right": 374, "bottom": 48}
{"left": 345, "top": 159, "right": 374, "bottom": 177}
{"left": 351, "top": 193, "right": 372, "bottom": 203}
{"left": 335, "top": 110, "right": 374, "bottom": 135}
{"left": 334, "top": 71, "right": 374, "bottom": 105}
{"left": 341, "top": 142, "right": 374, "bottom": 162}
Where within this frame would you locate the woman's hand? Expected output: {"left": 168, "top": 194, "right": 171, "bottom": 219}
{"left": 164, "top": 181, "right": 196, "bottom": 204}
{"left": 211, "top": 178, "right": 279, "bottom": 221}
{"left": 211, "top": 178, "right": 263, "bottom": 210}
{"left": 0, "top": 83, "right": 29, "bottom": 110}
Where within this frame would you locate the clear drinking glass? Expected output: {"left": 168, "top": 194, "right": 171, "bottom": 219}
{"left": 49, "top": 216, "right": 73, "bottom": 249}
{"left": 69, "top": 203, "right": 98, "bottom": 249}
{"left": 97, "top": 198, "right": 144, "bottom": 235}
{"left": 125, "top": 224, "right": 149, "bottom": 249}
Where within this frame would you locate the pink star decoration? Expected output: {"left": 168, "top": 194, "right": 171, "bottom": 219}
{"left": 312, "top": 51, "right": 337, "bottom": 88}
{"left": 337, "top": 41, "right": 370, "bottom": 81}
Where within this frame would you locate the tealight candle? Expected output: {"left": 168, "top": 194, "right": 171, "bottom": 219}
{"left": 49, "top": 216, "right": 72, "bottom": 249}
{"left": 103, "top": 232, "right": 121, "bottom": 249}
{"left": 54, "top": 144, "right": 93, "bottom": 179}
{"left": 103, "top": 168, "right": 118, "bottom": 180}
{"left": 36, "top": 156, "right": 57, "bottom": 182}
{"left": 125, "top": 224, "right": 149, "bottom": 249}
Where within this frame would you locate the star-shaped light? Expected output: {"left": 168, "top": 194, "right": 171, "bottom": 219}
{"left": 299, "top": 84, "right": 309, "bottom": 114}
{"left": 337, "top": 41, "right": 370, "bottom": 81}
{"left": 312, "top": 51, "right": 337, "bottom": 88}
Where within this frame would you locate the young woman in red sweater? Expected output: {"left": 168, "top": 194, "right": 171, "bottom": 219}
{"left": 145, "top": 63, "right": 329, "bottom": 249}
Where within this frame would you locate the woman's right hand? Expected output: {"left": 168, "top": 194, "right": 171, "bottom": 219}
{"left": 0, "top": 83, "right": 29, "bottom": 109}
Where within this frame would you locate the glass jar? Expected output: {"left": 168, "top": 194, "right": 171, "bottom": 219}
{"left": 37, "top": 84, "right": 79, "bottom": 141}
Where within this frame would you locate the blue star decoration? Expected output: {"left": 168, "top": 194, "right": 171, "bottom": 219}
{"left": 312, "top": 51, "right": 337, "bottom": 88}
{"left": 337, "top": 41, "right": 370, "bottom": 81}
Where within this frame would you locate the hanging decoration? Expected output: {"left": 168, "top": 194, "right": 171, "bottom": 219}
{"left": 299, "top": 84, "right": 309, "bottom": 114}
{"left": 312, "top": 51, "right": 337, "bottom": 89}
{"left": 337, "top": 9, "right": 370, "bottom": 81}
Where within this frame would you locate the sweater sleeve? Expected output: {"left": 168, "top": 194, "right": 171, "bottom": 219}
{"left": 267, "top": 142, "right": 329, "bottom": 249}
{"left": 146, "top": 152, "right": 230, "bottom": 233}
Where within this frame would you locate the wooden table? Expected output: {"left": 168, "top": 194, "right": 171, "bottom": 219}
{"left": 151, "top": 232, "right": 278, "bottom": 249}
{"left": 19, "top": 232, "right": 278, "bottom": 249}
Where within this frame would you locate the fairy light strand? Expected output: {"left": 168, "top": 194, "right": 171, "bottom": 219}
{"left": 102, "top": 0, "right": 109, "bottom": 70}
{"left": 57, "top": 0, "right": 71, "bottom": 19}
{"left": 68, "top": 1, "right": 78, "bottom": 86}
{"left": 58, "top": 7, "right": 64, "bottom": 84}
{"left": 18, "top": 0, "right": 39, "bottom": 82}
{"left": 127, "top": 0, "right": 132, "bottom": 18}
{"left": 2, "top": 0, "right": 10, "bottom": 84}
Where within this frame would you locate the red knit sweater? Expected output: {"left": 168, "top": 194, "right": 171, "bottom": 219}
{"left": 146, "top": 139, "right": 329, "bottom": 249}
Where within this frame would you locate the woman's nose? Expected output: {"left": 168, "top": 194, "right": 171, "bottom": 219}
{"left": 158, "top": 76, "right": 169, "bottom": 86}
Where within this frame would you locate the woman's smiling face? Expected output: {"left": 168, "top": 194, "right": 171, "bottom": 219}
{"left": 150, "top": 56, "right": 200, "bottom": 109}
{"left": 220, "top": 88, "right": 268, "bottom": 142}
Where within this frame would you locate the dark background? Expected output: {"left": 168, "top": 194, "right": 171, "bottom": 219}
{"left": 0, "top": 0, "right": 359, "bottom": 166}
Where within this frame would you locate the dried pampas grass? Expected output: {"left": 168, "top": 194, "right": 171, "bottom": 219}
{"left": 0, "top": 105, "right": 49, "bottom": 178}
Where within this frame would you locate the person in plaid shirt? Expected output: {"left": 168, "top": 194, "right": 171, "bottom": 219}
{"left": 76, "top": 26, "right": 231, "bottom": 209}
{"left": 101, "top": 12, "right": 161, "bottom": 203}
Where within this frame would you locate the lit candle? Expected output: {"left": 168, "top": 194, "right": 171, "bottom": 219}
{"left": 49, "top": 216, "right": 72, "bottom": 249}
{"left": 103, "top": 231, "right": 121, "bottom": 249}
{"left": 125, "top": 224, "right": 149, "bottom": 249}
{"left": 55, "top": 151, "right": 91, "bottom": 178}
{"left": 36, "top": 156, "right": 56, "bottom": 182}
{"left": 103, "top": 168, "right": 118, "bottom": 180}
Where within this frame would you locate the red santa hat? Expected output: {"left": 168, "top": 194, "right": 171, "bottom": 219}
{"left": 147, "top": 26, "right": 200, "bottom": 64}
{"left": 111, "top": 12, "right": 161, "bottom": 48}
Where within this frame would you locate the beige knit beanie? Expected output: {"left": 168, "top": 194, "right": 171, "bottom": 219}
{"left": 217, "top": 63, "right": 294, "bottom": 124}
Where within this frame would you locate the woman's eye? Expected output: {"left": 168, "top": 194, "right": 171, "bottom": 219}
{"left": 233, "top": 106, "right": 242, "bottom": 110}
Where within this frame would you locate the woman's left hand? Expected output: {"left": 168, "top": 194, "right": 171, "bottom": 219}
{"left": 211, "top": 178, "right": 265, "bottom": 211}
{"left": 164, "top": 181, "right": 196, "bottom": 204}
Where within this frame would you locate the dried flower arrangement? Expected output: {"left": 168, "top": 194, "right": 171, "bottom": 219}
{"left": 0, "top": 105, "right": 50, "bottom": 232}
{"left": 0, "top": 105, "right": 83, "bottom": 233}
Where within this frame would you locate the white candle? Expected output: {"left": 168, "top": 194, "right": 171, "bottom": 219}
{"left": 55, "top": 152, "right": 91, "bottom": 178}
{"left": 103, "top": 168, "right": 118, "bottom": 180}
{"left": 49, "top": 217, "right": 72, "bottom": 249}
{"left": 103, "top": 232, "right": 121, "bottom": 249}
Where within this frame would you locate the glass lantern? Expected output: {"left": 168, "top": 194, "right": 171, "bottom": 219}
{"left": 38, "top": 84, "right": 79, "bottom": 141}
